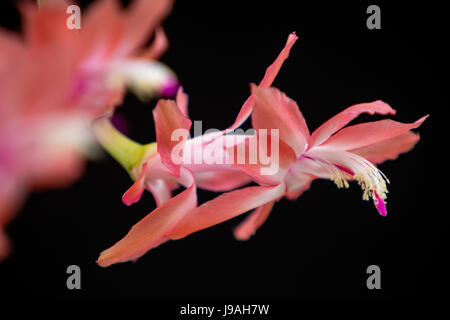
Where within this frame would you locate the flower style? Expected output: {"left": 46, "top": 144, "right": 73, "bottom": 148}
{"left": 95, "top": 33, "right": 298, "bottom": 267}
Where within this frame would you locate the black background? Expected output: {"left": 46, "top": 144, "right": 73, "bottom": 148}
{"left": 0, "top": 0, "right": 445, "bottom": 303}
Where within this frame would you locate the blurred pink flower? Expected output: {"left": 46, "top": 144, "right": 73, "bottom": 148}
{"left": 7, "top": 0, "right": 176, "bottom": 117}
{"left": 95, "top": 33, "right": 298, "bottom": 267}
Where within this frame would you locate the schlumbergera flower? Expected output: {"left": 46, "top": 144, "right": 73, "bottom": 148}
{"left": 0, "top": 0, "right": 175, "bottom": 260}
{"left": 96, "top": 51, "right": 427, "bottom": 266}
{"left": 94, "top": 33, "right": 298, "bottom": 267}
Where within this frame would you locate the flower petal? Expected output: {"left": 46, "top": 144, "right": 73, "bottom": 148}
{"left": 285, "top": 168, "right": 315, "bottom": 200}
{"left": 153, "top": 99, "right": 192, "bottom": 177}
{"left": 140, "top": 27, "right": 169, "bottom": 60}
{"left": 229, "top": 32, "right": 298, "bottom": 130}
{"left": 21, "top": 0, "right": 74, "bottom": 50}
{"left": 122, "top": 0, "right": 173, "bottom": 56}
{"left": 146, "top": 178, "right": 172, "bottom": 207}
{"left": 351, "top": 131, "right": 420, "bottom": 164}
{"left": 79, "top": 0, "right": 124, "bottom": 63}
{"left": 176, "top": 86, "right": 189, "bottom": 117}
{"left": 81, "top": 0, "right": 173, "bottom": 61}
{"left": 169, "top": 183, "right": 286, "bottom": 240}
{"left": 233, "top": 201, "right": 275, "bottom": 241}
{"left": 308, "top": 100, "right": 396, "bottom": 148}
{"left": 97, "top": 168, "right": 196, "bottom": 267}
{"left": 0, "top": 229, "right": 11, "bottom": 262}
{"left": 252, "top": 87, "right": 309, "bottom": 157}
{"left": 322, "top": 115, "right": 428, "bottom": 151}
{"left": 195, "top": 170, "right": 252, "bottom": 192}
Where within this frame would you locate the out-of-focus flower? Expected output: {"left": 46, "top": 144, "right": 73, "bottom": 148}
{"left": 12, "top": 0, "right": 176, "bottom": 117}
{"left": 0, "top": 0, "right": 175, "bottom": 260}
{"left": 0, "top": 109, "right": 91, "bottom": 259}
{"left": 94, "top": 33, "right": 298, "bottom": 267}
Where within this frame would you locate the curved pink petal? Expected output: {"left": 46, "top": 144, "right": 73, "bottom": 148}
{"left": 121, "top": 0, "right": 173, "bottom": 57}
{"left": 175, "top": 86, "right": 189, "bottom": 117}
{"left": 0, "top": 31, "right": 26, "bottom": 90}
{"left": 229, "top": 32, "right": 298, "bottom": 130}
{"left": 21, "top": 0, "right": 74, "bottom": 50}
{"left": 81, "top": 0, "right": 173, "bottom": 62}
{"left": 78, "top": 0, "right": 124, "bottom": 64}
{"left": 14, "top": 3, "right": 77, "bottom": 114}
{"left": 147, "top": 178, "right": 172, "bottom": 207}
{"left": 153, "top": 99, "right": 192, "bottom": 177}
{"left": 351, "top": 131, "right": 420, "bottom": 164}
{"left": 285, "top": 168, "right": 315, "bottom": 200}
{"left": 0, "top": 179, "right": 25, "bottom": 261}
{"left": 181, "top": 133, "right": 250, "bottom": 172}
{"left": 0, "top": 31, "right": 26, "bottom": 116}
{"left": 291, "top": 156, "right": 341, "bottom": 180}
{"left": 252, "top": 86, "right": 309, "bottom": 157}
{"left": 122, "top": 162, "right": 148, "bottom": 206}
{"left": 233, "top": 201, "right": 275, "bottom": 241}
{"left": 308, "top": 100, "right": 396, "bottom": 149}
{"left": 169, "top": 183, "right": 286, "bottom": 240}
{"left": 323, "top": 115, "right": 428, "bottom": 151}
{"left": 140, "top": 27, "right": 169, "bottom": 60}
{"left": 195, "top": 170, "right": 252, "bottom": 192}
{"left": 97, "top": 168, "right": 196, "bottom": 267}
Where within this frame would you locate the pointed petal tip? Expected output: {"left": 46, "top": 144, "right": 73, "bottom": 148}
{"left": 121, "top": 162, "right": 148, "bottom": 206}
{"left": 417, "top": 114, "right": 430, "bottom": 124}
{"left": 373, "top": 100, "right": 396, "bottom": 115}
{"left": 288, "top": 31, "right": 299, "bottom": 41}
{"left": 233, "top": 230, "right": 252, "bottom": 241}
{"left": 96, "top": 252, "right": 110, "bottom": 268}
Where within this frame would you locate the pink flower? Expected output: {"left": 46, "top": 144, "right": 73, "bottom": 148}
{"left": 95, "top": 33, "right": 298, "bottom": 267}
{"left": 7, "top": 0, "right": 177, "bottom": 117}
{"left": 0, "top": 0, "right": 175, "bottom": 260}
{"left": 229, "top": 86, "right": 428, "bottom": 239}
{"left": 0, "top": 110, "right": 90, "bottom": 259}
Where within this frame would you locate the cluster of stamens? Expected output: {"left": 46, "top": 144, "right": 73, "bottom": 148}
{"left": 354, "top": 166, "right": 389, "bottom": 202}
{"left": 312, "top": 153, "right": 390, "bottom": 203}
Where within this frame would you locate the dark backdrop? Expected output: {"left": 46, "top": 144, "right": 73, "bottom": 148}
{"left": 0, "top": 0, "right": 444, "bottom": 302}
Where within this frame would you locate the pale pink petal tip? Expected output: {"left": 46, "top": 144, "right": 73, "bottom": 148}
{"left": 374, "top": 193, "right": 387, "bottom": 216}
{"left": 122, "top": 163, "right": 148, "bottom": 206}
